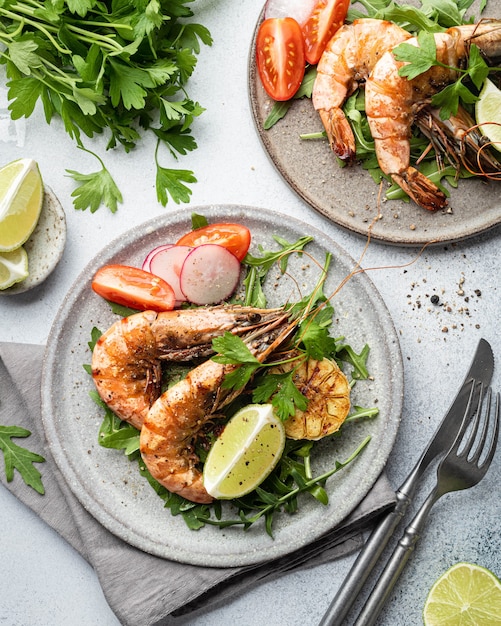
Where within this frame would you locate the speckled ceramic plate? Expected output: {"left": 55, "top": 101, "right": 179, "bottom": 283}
{"left": 1, "top": 186, "right": 66, "bottom": 294}
{"left": 248, "top": 10, "right": 501, "bottom": 246}
{"left": 41, "top": 205, "right": 403, "bottom": 567}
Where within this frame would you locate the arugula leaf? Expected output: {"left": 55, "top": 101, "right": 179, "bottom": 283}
{"left": 242, "top": 235, "right": 313, "bottom": 307}
{"left": 190, "top": 213, "right": 209, "bottom": 229}
{"left": 197, "top": 435, "right": 371, "bottom": 536}
{"left": 0, "top": 425, "right": 45, "bottom": 494}
{"left": 97, "top": 404, "right": 140, "bottom": 456}
{"left": 420, "top": 0, "right": 464, "bottom": 26}
{"left": 336, "top": 343, "right": 371, "bottom": 380}
{"left": 350, "top": 0, "right": 443, "bottom": 31}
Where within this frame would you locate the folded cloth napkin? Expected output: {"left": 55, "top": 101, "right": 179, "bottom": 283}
{"left": 0, "top": 342, "right": 396, "bottom": 626}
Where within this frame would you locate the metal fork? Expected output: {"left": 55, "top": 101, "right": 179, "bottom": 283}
{"left": 354, "top": 383, "right": 500, "bottom": 626}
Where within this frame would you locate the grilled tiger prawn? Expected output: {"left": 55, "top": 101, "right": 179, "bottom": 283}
{"left": 139, "top": 311, "right": 294, "bottom": 503}
{"left": 91, "top": 305, "right": 288, "bottom": 429}
{"left": 365, "top": 20, "right": 501, "bottom": 211}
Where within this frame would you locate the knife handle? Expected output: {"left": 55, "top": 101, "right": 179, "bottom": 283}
{"left": 318, "top": 490, "right": 411, "bottom": 626}
{"left": 353, "top": 489, "right": 437, "bottom": 626}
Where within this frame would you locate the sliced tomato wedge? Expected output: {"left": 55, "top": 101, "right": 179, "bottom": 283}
{"left": 92, "top": 265, "right": 176, "bottom": 312}
{"left": 256, "top": 17, "right": 305, "bottom": 101}
{"left": 302, "top": 0, "right": 350, "bottom": 65}
{"left": 176, "top": 223, "right": 251, "bottom": 262}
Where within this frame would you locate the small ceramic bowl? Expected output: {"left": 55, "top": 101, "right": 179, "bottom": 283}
{"left": 1, "top": 186, "right": 67, "bottom": 295}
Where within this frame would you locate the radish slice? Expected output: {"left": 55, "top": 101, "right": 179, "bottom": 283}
{"left": 148, "top": 245, "right": 193, "bottom": 303}
{"left": 180, "top": 244, "right": 241, "bottom": 305}
{"left": 142, "top": 244, "right": 173, "bottom": 272}
{"left": 264, "top": 0, "right": 315, "bottom": 24}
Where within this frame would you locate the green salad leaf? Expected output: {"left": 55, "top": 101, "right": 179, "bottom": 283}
{"left": 0, "top": 425, "right": 45, "bottom": 494}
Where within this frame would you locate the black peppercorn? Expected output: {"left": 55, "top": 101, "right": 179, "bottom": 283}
{"left": 430, "top": 294, "right": 440, "bottom": 305}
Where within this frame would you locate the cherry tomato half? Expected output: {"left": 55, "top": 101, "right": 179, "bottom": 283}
{"left": 92, "top": 264, "right": 176, "bottom": 312}
{"left": 176, "top": 223, "right": 251, "bottom": 262}
{"left": 302, "top": 0, "right": 350, "bottom": 65}
{"left": 256, "top": 17, "right": 305, "bottom": 102}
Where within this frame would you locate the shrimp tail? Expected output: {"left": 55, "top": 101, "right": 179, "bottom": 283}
{"left": 391, "top": 167, "right": 448, "bottom": 211}
{"left": 319, "top": 108, "right": 357, "bottom": 162}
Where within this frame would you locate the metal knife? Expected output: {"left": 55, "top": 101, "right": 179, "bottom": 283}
{"left": 318, "top": 338, "right": 494, "bottom": 626}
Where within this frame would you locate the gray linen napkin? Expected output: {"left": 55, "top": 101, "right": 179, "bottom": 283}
{"left": 0, "top": 342, "right": 396, "bottom": 626}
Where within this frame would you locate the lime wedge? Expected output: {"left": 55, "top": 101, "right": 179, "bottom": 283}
{"left": 0, "top": 158, "right": 43, "bottom": 252}
{"left": 475, "top": 78, "right": 501, "bottom": 153}
{"left": 423, "top": 562, "right": 501, "bottom": 625}
{"left": 0, "top": 246, "right": 29, "bottom": 289}
{"left": 203, "top": 404, "right": 286, "bottom": 499}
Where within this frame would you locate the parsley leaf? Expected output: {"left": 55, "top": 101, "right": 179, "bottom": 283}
{"left": 155, "top": 163, "right": 197, "bottom": 206}
{"left": 66, "top": 146, "right": 123, "bottom": 213}
{"left": 0, "top": 425, "right": 45, "bottom": 494}
{"left": 252, "top": 371, "right": 308, "bottom": 421}
{"left": 394, "top": 31, "right": 439, "bottom": 80}
{"left": 212, "top": 333, "right": 261, "bottom": 390}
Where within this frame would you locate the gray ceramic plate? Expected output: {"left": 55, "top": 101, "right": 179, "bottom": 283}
{"left": 41, "top": 205, "right": 403, "bottom": 567}
{"left": 1, "top": 186, "right": 66, "bottom": 295}
{"left": 248, "top": 10, "right": 501, "bottom": 246}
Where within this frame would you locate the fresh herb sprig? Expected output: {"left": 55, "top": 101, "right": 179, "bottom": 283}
{"left": 0, "top": 0, "right": 212, "bottom": 212}
{"left": 392, "top": 33, "right": 494, "bottom": 119}
{"left": 242, "top": 234, "right": 314, "bottom": 308}
{"left": 0, "top": 425, "right": 45, "bottom": 494}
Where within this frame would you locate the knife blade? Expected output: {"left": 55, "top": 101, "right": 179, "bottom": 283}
{"left": 318, "top": 338, "right": 494, "bottom": 626}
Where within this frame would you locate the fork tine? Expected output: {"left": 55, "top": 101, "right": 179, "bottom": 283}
{"left": 478, "top": 390, "right": 500, "bottom": 469}
{"left": 467, "top": 385, "right": 490, "bottom": 464}
{"left": 457, "top": 381, "right": 485, "bottom": 460}
{"left": 450, "top": 379, "right": 481, "bottom": 457}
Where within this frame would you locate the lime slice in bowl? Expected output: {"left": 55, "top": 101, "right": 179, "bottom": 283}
{"left": 0, "top": 246, "right": 29, "bottom": 289}
{"left": 0, "top": 158, "right": 44, "bottom": 252}
{"left": 475, "top": 78, "right": 501, "bottom": 153}
{"left": 203, "top": 403, "right": 286, "bottom": 499}
{"left": 423, "top": 562, "right": 501, "bottom": 625}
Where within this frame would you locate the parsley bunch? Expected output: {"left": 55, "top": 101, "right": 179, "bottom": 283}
{"left": 0, "top": 0, "right": 212, "bottom": 212}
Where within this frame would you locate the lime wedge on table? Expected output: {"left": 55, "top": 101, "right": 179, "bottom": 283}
{"left": 0, "top": 158, "right": 43, "bottom": 252}
{"left": 475, "top": 78, "right": 501, "bottom": 153}
{"left": 423, "top": 562, "right": 501, "bottom": 625}
{"left": 203, "top": 404, "right": 286, "bottom": 499}
{"left": 0, "top": 246, "right": 29, "bottom": 289}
